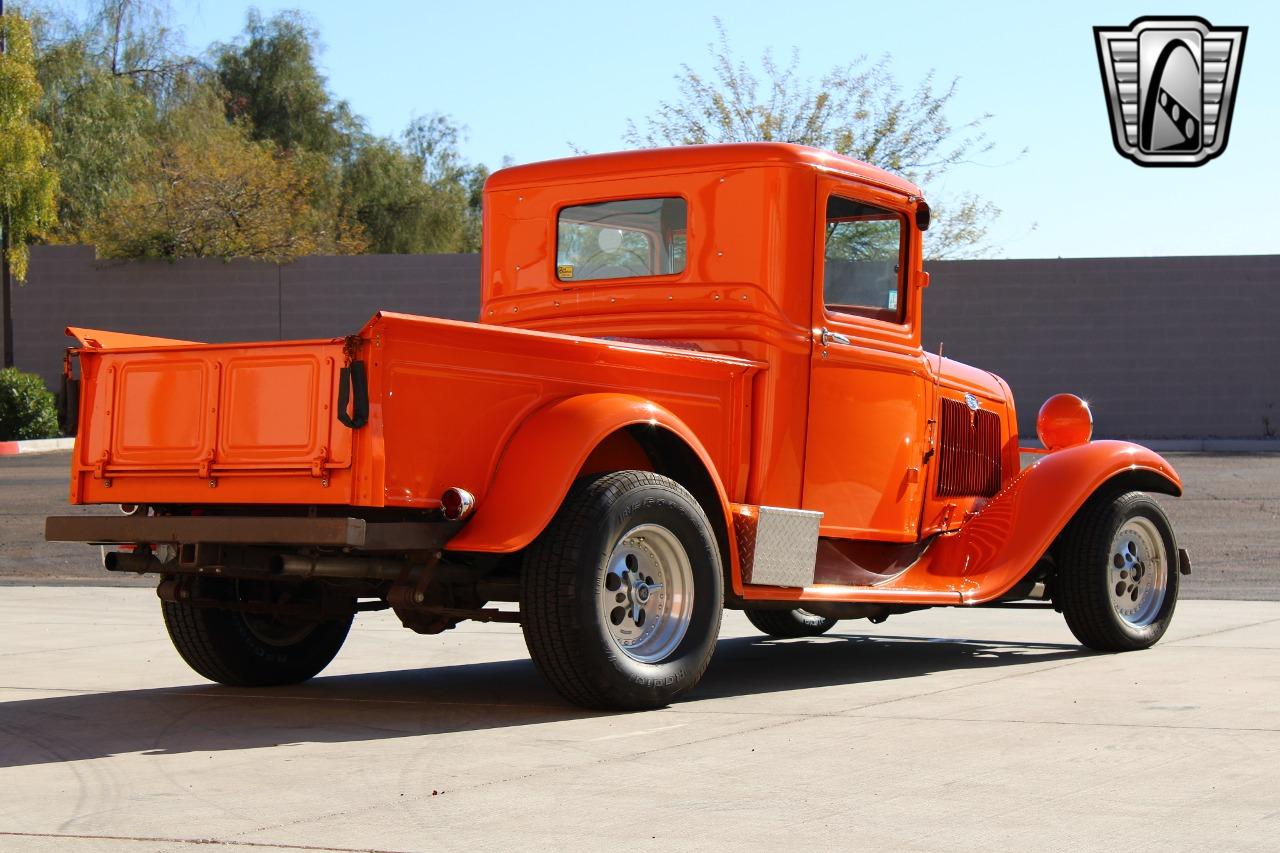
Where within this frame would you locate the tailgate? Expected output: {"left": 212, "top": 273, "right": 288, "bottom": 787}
{"left": 70, "top": 330, "right": 358, "bottom": 505}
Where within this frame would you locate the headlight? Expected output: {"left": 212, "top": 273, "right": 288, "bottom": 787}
{"left": 1037, "top": 393, "right": 1093, "bottom": 451}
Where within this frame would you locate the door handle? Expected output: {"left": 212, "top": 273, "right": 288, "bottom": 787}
{"left": 820, "top": 328, "right": 851, "bottom": 347}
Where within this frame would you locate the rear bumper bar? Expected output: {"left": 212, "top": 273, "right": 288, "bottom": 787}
{"left": 45, "top": 515, "right": 456, "bottom": 551}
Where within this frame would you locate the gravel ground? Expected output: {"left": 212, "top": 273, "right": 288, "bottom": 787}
{"left": 3, "top": 450, "right": 1277, "bottom": 598}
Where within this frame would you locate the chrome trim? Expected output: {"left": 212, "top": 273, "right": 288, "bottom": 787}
{"left": 1110, "top": 516, "right": 1170, "bottom": 628}
{"left": 600, "top": 523, "right": 695, "bottom": 663}
{"left": 820, "top": 328, "right": 852, "bottom": 347}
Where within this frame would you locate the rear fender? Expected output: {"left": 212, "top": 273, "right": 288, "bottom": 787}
{"left": 444, "top": 393, "right": 736, "bottom": 564}
{"left": 932, "top": 440, "right": 1181, "bottom": 604}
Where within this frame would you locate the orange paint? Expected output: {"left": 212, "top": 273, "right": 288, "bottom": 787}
{"left": 1037, "top": 393, "right": 1094, "bottom": 450}
{"left": 62, "top": 143, "right": 1181, "bottom": 609}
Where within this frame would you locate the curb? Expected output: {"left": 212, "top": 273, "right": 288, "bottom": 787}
{"left": 1020, "top": 438, "right": 1280, "bottom": 453}
{"left": 0, "top": 437, "right": 75, "bottom": 456}
{"left": 1132, "top": 439, "right": 1280, "bottom": 452}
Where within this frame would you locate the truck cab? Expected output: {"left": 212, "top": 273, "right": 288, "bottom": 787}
{"left": 481, "top": 144, "right": 1014, "bottom": 544}
{"left": 48, "top": 144, "right": 1188, "bottom": 710}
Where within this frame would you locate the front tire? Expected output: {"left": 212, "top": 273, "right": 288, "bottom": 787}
{"left": 1056, "top": 491, "right": 1179, "bottom": 652}
{"left": 521, "top": 471, "right": 723, "bottom": 710}
{"left": 162, "top": 577, "right": 353, "bottom": 686}
{"left": 745, "top": 608, "right": 837, "bottom": 638}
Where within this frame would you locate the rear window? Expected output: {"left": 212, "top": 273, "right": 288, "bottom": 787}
{"left": 556, "top": 197, "right": 687, "bottom": 282}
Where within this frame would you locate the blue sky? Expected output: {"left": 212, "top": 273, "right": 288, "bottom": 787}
{"left": 129, "top": 2, "right": 1280, "bottom": 257}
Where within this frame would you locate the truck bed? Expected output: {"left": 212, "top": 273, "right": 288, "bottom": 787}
{"left": 68, "top": 312, "right": 760, "bottom": 512}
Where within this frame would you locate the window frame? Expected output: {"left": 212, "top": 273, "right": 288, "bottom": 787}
{"left": 553, "top": 194, "right": 691, "bottom": 286}
{"left": 819, "top": 193, "right": 910, "bottom": 326}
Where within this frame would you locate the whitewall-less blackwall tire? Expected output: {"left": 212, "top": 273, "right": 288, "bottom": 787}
{"left": 162, "top": 577, "right": 352, "bottom": 686}
{"left": 1056, "top": 490, "right": 1180, "bottom": 652}
{"left": 745, "top": 608, "right": 837, "bottom": 638}
{"left": 521, "top": 471, "right": 723, "bottom": 710}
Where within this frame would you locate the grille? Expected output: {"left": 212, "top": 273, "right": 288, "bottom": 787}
{"left": 936, "top": 398, "right": 1002, "bottom": 497}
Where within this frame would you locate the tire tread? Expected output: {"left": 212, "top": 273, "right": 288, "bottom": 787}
{"left": 1057, "top": 490, "right": 1178, "bottom": 652}
{"left": 161, "top": 580, "right": 351, "bottom": 687}
{"left": 162, "top": 596, "right": 249, "bottom": 684}
{"left": 521, "top": 470, "right": 720, "bottom": 709}
{"left": 744, "top": 608, "right": 836, "bottom": 638}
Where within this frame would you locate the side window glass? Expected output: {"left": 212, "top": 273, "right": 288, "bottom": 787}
{"left": 823, "top": 196, "right": 905, "bottom": 323}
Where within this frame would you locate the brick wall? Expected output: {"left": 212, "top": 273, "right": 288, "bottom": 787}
{"left": 6, "top": 246, "right": 481, "bottom": 390}
{"left": 922, "top": 255, "right": 1279, "bottom": 438}
{"left": 279, "top": 253, "right": 480, "bottom": 340}
{"left": 6, "top": 246, "right": 1277, "bottom": 439}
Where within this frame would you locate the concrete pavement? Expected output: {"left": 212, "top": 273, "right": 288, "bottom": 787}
{"left": 1, "top": 587, "right": 1277, "bottom": 852}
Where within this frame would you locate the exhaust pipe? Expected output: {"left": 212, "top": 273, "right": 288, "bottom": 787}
{"left": 109, "top": 550, "right": 420, "bottom": 582}
{"left": 271, "top": 554, "right": 410, "bottom": 580}
{"left": 104, "top": 550, "right": 162, "bottom": 573}
{"left": 440, "top": 487, "right": 475, "bottom": 521}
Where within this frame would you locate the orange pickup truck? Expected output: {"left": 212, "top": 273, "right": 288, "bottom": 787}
{"left": 47, "top": 143, "right": 1189, "bottom": 709}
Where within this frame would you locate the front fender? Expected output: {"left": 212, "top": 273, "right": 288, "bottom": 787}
{"left": 444, "top": 393, "right": 733, "bottom": 554}
{"left": 931, "top": 440, "right": 1181, "bottom": 604}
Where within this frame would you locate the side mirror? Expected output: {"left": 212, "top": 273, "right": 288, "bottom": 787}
{"left": 919, "top": 271, "right": 931, "bottom": 289}
{"left": 915, "top": 201, "right": 931, "bottom": 232}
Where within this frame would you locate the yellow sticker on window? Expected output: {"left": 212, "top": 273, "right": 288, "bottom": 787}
{"left": 557, "top": 264, "right": 574, "bottom": 280}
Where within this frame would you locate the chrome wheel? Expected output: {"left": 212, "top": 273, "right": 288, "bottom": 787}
{"left": 1108, "top": 516, "right": 1169, "bottom": 628}
{"left": 599, "top": 523, "right": 695, "bottom": 663}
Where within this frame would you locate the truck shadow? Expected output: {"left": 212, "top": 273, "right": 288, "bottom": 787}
{"left": 0, "top": 631, "right": 1086, "bottom": 769}
{"left": 693, "top": 630, "right": 1085, "bottom": 699}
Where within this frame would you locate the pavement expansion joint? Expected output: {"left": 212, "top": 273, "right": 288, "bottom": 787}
{"left": 1168, "top": 615, "right": 1280, "bottom": 644}
{"left": 839, "top": 713, "right": 1280, "bottom": 734}
{"left": 0, "top": 830, "right": 416, "bottom": 852}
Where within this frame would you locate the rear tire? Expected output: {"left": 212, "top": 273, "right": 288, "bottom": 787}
{"left": 745, "top": 608, "right": 837, "bottom": 638}
{"left": 162, "top": 577, "right": 353, "bottom": 687}
{"left": 521, "top": 471, "right": 723, "bottom": 710}
{"left": 1056, "top": 491, "right": 1179, "bottom": 652}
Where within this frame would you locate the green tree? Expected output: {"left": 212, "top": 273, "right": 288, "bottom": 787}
{"left": 33, "top": 37, "right": 154, "bottom": 237}
{"left": 87, "top": 89, "right": 365, "bottom": 262}
{"left": 403, "top": 113, "right": 488, "bottom": 251}
{"left": 24, "top": 2, "right": 488, "bottom": 260}
{"left": 0, "top": 9, "right": 59, "bottom": 281}
{"left": 81, "top": 0, "right": 190, "bottom": 103}
{"left": 340, "top": 115, "right": 489, "bottom": 255}
{"left": 342, "top": 136, "right": 460, "bottom": 254}
{"left": 214, "top": 9, "right": 356, "bottom": 157}
{"left": 28, "top": 0, "right": 194, "bottom": 238}
{"left": 459, "top": 161, "right": 488, "bottom": 252}
{"left": 624, "top": 21, "right": 1006, "bottom": 258}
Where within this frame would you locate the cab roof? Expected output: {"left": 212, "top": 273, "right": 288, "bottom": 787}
{"left": 486, "top": 142, "right": 922, "bottom": 198}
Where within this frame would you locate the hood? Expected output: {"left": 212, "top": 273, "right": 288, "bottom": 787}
{"left": 935, "top": 356, "right": 1008, "bottom": 405}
